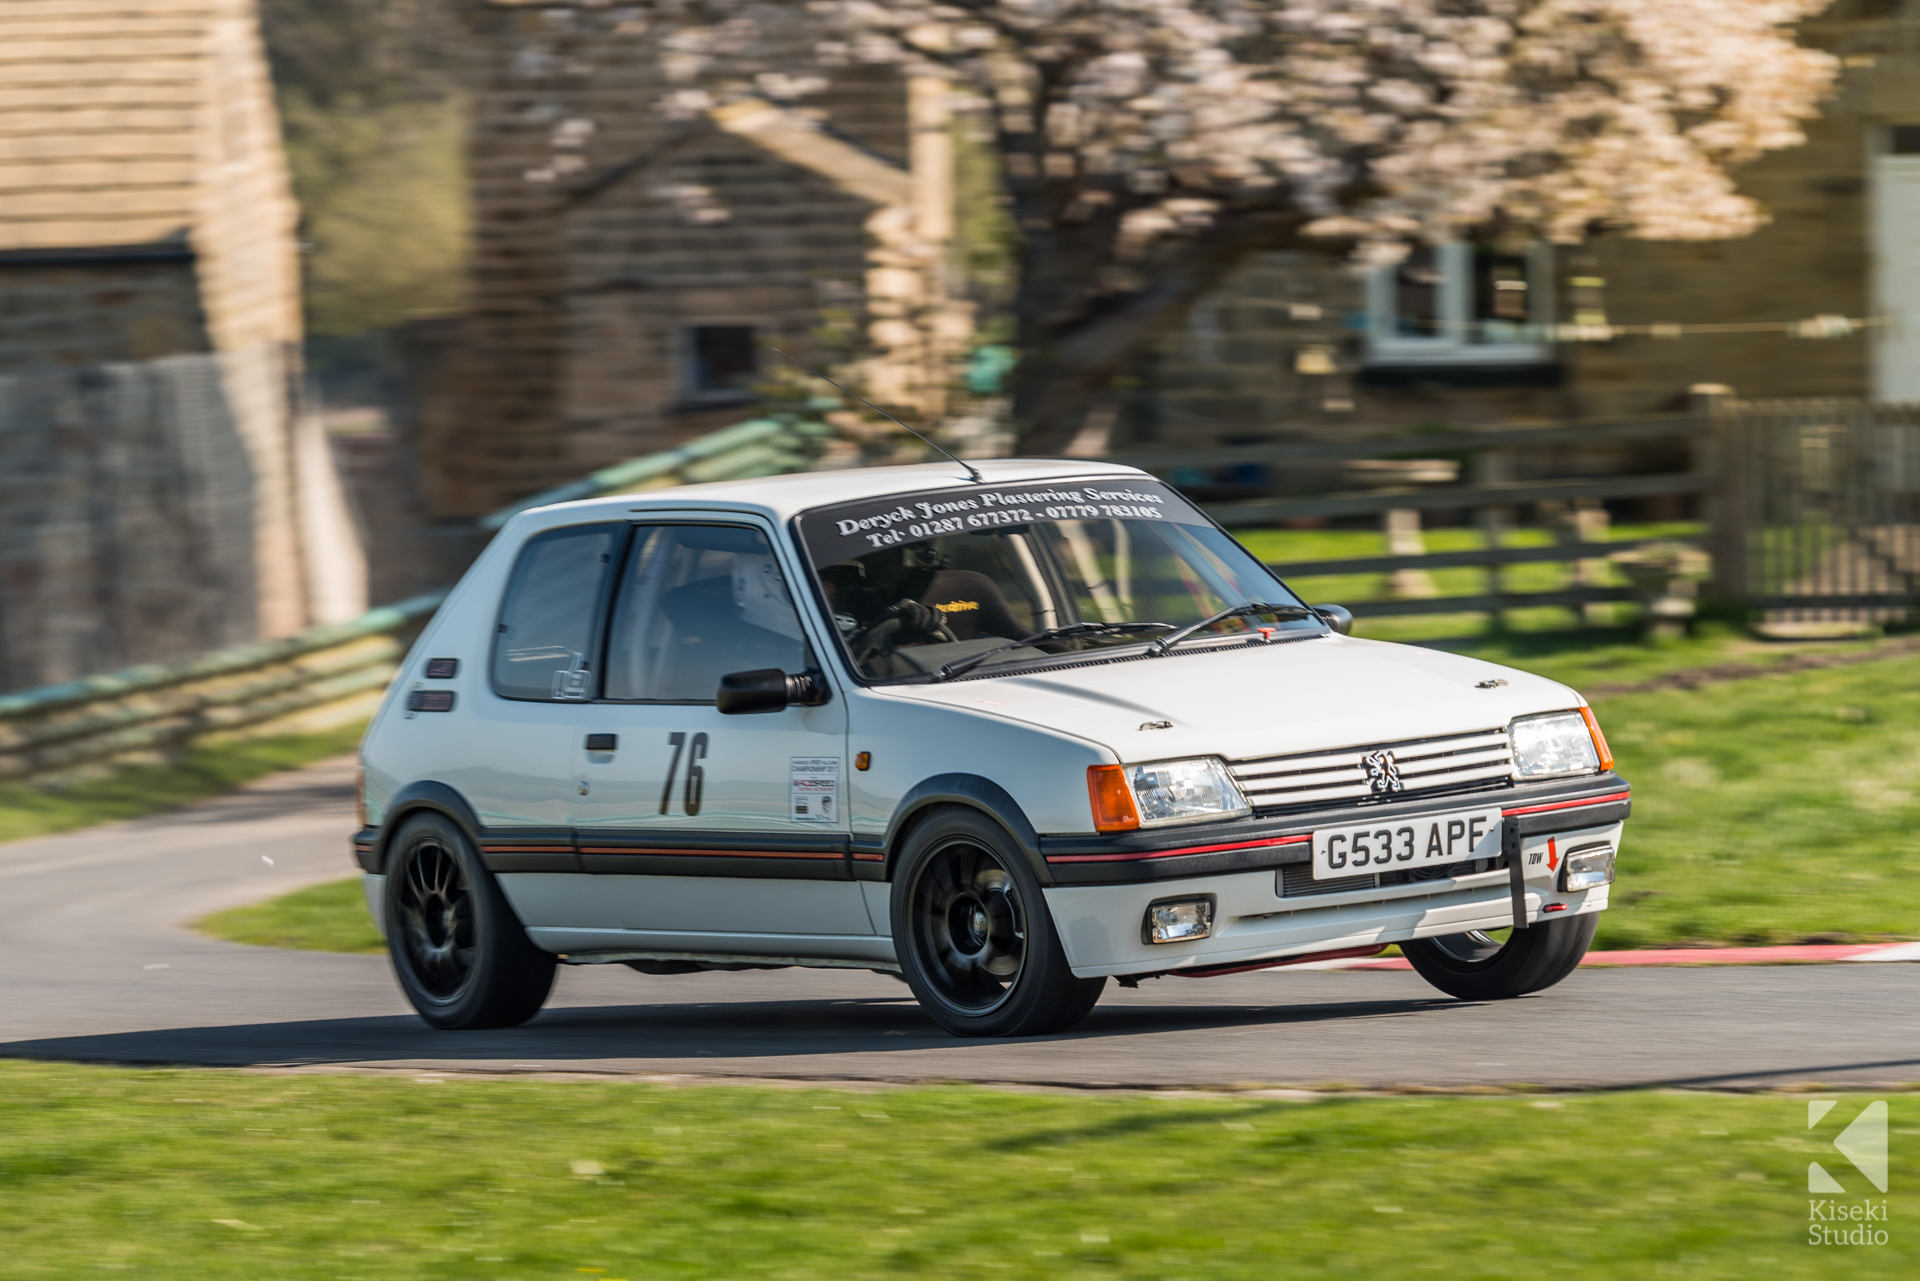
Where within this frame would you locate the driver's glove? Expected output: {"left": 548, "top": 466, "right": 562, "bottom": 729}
{"left": 885, "top": 598, "right": 945, "bottom": 639}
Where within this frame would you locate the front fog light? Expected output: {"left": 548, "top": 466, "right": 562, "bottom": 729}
{"left": 1144, "top": 897, "right": 1215, "bottom": 945}
{"left": 1127, "top": 757, "right": 1250, "bottom": 826}
{"left": 1510, "top": 711, "right": 1601, "bottom": 779}
{"left": 1561, "top": 842, "right": 1615, "bottom": 892}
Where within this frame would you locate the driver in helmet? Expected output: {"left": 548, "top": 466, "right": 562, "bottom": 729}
{"left": 862, "top": 541, "right": 1025, "bottom": 647}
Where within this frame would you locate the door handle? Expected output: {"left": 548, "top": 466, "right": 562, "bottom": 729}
{"left": 585, "top": 733, "right": 618, "bottom": 752}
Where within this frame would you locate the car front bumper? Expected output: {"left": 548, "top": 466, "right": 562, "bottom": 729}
{"left": 1037, "top": 772, "right": 1629, "bottom": 885}
{"left": 1045, "top": 819, "right": 1620, "bottom": 978}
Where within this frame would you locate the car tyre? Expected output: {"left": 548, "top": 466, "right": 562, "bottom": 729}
{"left": 891, "top": 806, "right": 1105, "bottom": 1037}
{"left": 385, "top": 811, "right": 556, "bottom": 1029}
{"left": 1401, "top": 913, "right": 1597, "bottom": 1001}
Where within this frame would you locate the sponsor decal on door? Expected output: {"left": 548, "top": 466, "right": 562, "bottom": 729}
{"left": 791, "top": 756, "right": 840, "bottom": 823}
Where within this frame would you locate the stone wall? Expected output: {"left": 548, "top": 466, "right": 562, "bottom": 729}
{"left": 0, "top": 251, "right": 211, "bottom": 373}
{"left": 0, "top": 354, "right": 260, "bottom": 694}
{"left": 0, "top": 0, "right": 334, "bottom": 660}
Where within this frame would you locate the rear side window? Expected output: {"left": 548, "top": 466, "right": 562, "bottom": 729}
{"left": 603, "top": 524, "right": 810, "bottom": 701}
{"left": 491, "top": 523, "right": 622, "bottom": 700}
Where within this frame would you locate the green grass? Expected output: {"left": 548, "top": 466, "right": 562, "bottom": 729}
{"left": 1436, "top": 624, "right": 1905, "bottom": 695}
{"left": 195, "top": 877, "right": 384, "bottom": 955}
{"left": 0, "top": 1063, "right": 1909, "bottom": 1279}
{"left": 1589, "top": 649, "right": 1920, "bottom": 949}
{"left": 0, "top": 724, "right": 366, "bottom": 847}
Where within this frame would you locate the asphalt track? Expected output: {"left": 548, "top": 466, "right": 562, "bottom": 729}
{"left": 3, "top": 757, "right": 1915, "bottom": 1091}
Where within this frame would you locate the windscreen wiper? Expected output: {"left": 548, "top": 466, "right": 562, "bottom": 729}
{"left": 933, "top": 621, "right": 1177, "bottom": 681}
{"left": 1147, "top": 603, "right": 1317, "bottom": 656}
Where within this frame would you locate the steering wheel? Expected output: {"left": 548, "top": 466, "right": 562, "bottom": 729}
{"left": 848, "top": 608, "right": 958, "bottom": 667}
{"left": 850, "top": 616, "right": 905, "bottom": 665}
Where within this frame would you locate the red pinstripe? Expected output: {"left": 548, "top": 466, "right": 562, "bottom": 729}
{"left": 1046, "top": 833, "right": 1311, "bottom": 865}
{"left": 1501, "top": 790, "right": 1630, "bottom": 818}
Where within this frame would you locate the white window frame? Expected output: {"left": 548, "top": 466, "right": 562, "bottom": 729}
{"left": 1871, "top": 124, "right": 1920, "bottom": 400}
{"left": 1365, "top": 243, "right": 1555, "bottom": 366}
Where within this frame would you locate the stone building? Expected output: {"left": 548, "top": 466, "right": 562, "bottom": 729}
{"left": 1124, "top": 2, "right": 1915, "bottom": 452}
{"left": 430, "top": 0, "right": 964, "bottom": 521}
{"left": 0, "top": 0, "right": 364, "bottom": 691}
{"left": 0, "top": 0, "right": 302, "bottom": 373}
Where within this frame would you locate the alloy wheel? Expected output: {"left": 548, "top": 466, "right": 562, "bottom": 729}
{"left": 907, "top": 839, "right": 1027, "bottom": 1013}
{"left": 397, "top": 837, "right": 476, "bottom": 1001}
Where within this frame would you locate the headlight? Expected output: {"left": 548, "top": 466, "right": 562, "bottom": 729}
{"left": 1088, "top": 757, "right": 1249, "bottom": 831}
{"left": 1509, "top": 711, "right": 1601, "bottom": 779}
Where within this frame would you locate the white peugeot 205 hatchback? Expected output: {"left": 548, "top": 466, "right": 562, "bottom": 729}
{"left": 355, "top": 459, "right": 1628, "bottom": 1037}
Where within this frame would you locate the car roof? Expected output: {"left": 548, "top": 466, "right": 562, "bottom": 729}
{"left": 507, "top": 457, "right": 1158, "bottom": 533}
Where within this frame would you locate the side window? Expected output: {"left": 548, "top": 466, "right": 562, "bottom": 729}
{"left": 603, "top": 524, "right": 810, "bottom": 701}
{"left": 491, "top": 524, "right": 622, "bottom": 700}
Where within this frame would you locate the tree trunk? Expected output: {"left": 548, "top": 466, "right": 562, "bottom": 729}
{"left": 1008, "top": 209, "right": 1308, "bottom": 456}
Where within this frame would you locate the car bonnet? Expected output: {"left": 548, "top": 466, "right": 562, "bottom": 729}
{"left": 872, "top": 633, "right": 1584, "bottom": 764}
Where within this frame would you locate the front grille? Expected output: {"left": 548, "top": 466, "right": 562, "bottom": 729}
{"left": 1230, "top": 727, "right": 1512, "bottom": 811}
{"left": 1279, "top": 864, "right": 1376, "bottom": 897}
{"left": 1278, "top": 856, "right": 1505, "bottom": 899}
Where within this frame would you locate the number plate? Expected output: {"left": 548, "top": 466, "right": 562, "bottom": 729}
{"left": 1311, "top": 805, "right": 1503, "bottom": 880}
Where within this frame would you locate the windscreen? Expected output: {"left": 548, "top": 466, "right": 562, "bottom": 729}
{"left": 795, "top": 479, "right": 1314, "bottom": 682}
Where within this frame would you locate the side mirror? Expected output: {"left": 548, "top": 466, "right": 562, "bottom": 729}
{"left": 716, "top": 668, "right": 830, "bottom": 715}
{"left": 1311, "top": 604, "right": 1354, "bottom": 636}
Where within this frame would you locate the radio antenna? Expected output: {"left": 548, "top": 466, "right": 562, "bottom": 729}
{"left": 771, "top": 348, "right": 985, "bottom": 484}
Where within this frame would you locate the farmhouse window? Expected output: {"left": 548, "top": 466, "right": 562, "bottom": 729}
{"left": 1364, "top": 244, "right": 1553, "bottom": 367}
{"left": 684, "top": 324, "right": 759, "bottom": 398}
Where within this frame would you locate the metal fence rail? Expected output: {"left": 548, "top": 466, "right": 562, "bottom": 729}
{"left": 0, "top": 591, "right": 443, "bottom": 783}
{"left": 1713, "top": 399, "right": 1920, "bottom": 619}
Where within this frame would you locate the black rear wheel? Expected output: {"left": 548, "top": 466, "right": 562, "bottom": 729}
{"left": 385, "top": 812, "right": 556, "bottom": 1029}
{"left": 1401, "top": 913, "right": 1596, "bottom": 1001}
{"left": 892, "top": 807, "right": 1104, "bottom": 1037}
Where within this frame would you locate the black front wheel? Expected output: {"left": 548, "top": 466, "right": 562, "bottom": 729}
{"left": 1401, "top": 913, "right": 1596, "bottom": 1001}
{"left": 891, "top": 807, "right": 1105, "bottom": 1037}
{"left": 384, "top": 812, "right": 556, "bottom": 1029}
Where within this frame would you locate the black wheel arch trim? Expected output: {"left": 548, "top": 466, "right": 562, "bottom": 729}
{"left": 357, "top": 782, "right": 531, "bottom": 875}
{"left": 867, "top": 774, "right": 1048, "bottom": 885}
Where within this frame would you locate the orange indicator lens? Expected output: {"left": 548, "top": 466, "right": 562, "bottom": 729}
{"left": 1579, "top": 706, "right": 1614, "bottom": 772}
{"left": 1087, "top": 765, "right": 1141, "bottom": 833}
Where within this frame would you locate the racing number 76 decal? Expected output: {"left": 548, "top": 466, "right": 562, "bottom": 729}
{"left": 657, "top": 731, "right": 708, "bottom": 817}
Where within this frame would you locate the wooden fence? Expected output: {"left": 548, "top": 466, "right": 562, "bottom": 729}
{"left": 1113, "top": 411, "right": 1711, "bottom": 623}
{"left": 1118, "top": 396, "right": 1920, "bottom": 628}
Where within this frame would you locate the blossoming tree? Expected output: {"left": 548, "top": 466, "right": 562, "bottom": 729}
{"left": 658, "top": 0, "right": 1837, "bottom": 451}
